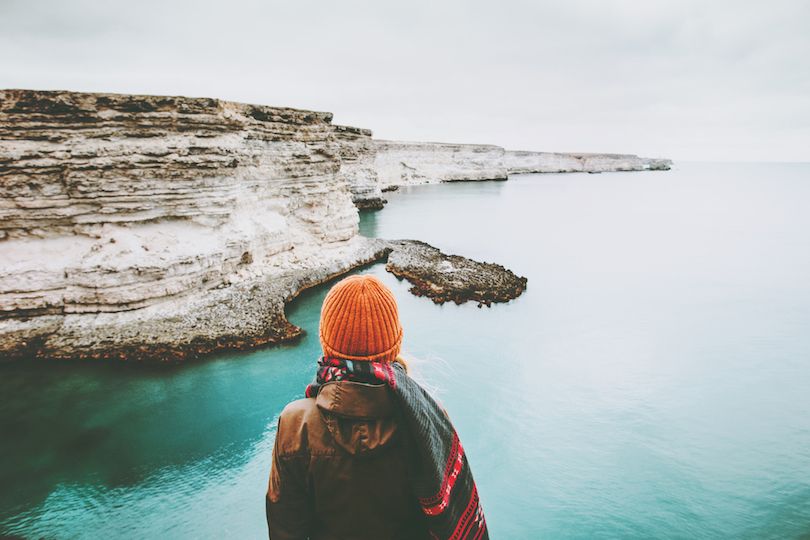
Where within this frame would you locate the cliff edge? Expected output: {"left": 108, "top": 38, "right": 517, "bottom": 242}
{"left": 0, "top": 89, "right": 665, "bottom": 363}
{"left": 504, "top": 150, "right": 672, "bottom": 174}
{"left": 374, "top": 140, "right": 508, "bottom": 190}
{"left": 0, "top": 89, "right": 385, "bottom": 361}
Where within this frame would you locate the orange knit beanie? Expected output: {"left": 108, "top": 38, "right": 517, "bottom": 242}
{"left": 319, "top": 274, "right": 403, "bottom": 363}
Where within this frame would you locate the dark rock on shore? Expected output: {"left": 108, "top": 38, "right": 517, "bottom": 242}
{"left": 385, "top": 240, "right": 527, "bottom": 307}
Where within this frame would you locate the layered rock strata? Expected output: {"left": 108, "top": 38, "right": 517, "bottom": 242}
{"left": 504, "top": 151, "right": 672, "bottom": 174}
{"left": 374, "top": 140, "right": 507, "bottom": 189}
{"left": 332, "top": 125, "right": 385, "bottom": 210}
{"left": 385, "top": 240, "right": 528, "bottom": 307}
{"left": 0, "top": 89, "right": 664, "bottom": 363}
{"left": 0, "top": 89, "right": 377, "bottom": 361}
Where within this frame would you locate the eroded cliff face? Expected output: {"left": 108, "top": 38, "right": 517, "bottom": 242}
{"left": 0, "top": 89, "right": 386, "bottom": 361}
{"left": 0, "top": 90, "right": 668, "bottom": 362}
{"left": 332, "top": 125, "right": 385, "bottom": 209}
{"left": 504, "top": 151, "right": 672, "bottom": 174}
{"left": 374, "top": 140, "right": 507, "bottom": 189}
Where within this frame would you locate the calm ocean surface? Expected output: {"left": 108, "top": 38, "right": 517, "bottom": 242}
{"left": 2, "top": 162, "right": 810, "bottom": 538}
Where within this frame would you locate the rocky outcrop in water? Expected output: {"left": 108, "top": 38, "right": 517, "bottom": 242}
{"left": 504, "top": 151, "right": 672, "bottom": 174}
{"left": 374, "top": 140, "right": 507, "bottom": 189}
{"left": 0, "top": 89, "right": 665, "bottom": 363}
{"left": 385, "top": 240, "right": 527, "bottom": 307}
{"left": 0, "top": 89, "right": 382, "bottom": 361}
{"left": 333, "top": 125, "right": 385, "bottom": 210}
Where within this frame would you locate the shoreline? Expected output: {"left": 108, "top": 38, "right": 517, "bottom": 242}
{"left": 1, "top": 236, "right": 530, "bottom": 363}
{"left": 0, "top": 89, "right": 665, "bottom": 364}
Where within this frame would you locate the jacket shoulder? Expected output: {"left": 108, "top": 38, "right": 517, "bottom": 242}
{"left": 275, "top": 397, "right": 326, "bottom": 458}
{"left": 281, "top": 396, "right": 320, "bottom": 420}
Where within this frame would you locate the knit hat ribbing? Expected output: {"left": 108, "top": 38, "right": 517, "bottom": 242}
{"left": 319, "top": 274, "right": 403, "bottom": 363}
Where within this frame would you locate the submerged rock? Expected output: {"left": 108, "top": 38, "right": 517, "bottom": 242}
{"left": 385, "top": 240, "right": 527, "bottom": 307}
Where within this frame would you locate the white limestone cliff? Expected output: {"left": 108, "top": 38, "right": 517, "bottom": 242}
{"left": 0, "top": 90, "right": 386, "bottom": 361}
{"left": 0, "top": 90, "right": 673, "bottom": 363}
{"left": 333, "top": 125, "right": 385, "bottom": 209}
{"left": 504, "top": 150, "right": 672, "bottom": 174}
{"left": 374, "top": 140, "right": 508, "bottom": 190}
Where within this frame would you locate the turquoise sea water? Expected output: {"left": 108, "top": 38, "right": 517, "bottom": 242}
{"left": 2, "top": 162, "right": 810, "bottom": 538}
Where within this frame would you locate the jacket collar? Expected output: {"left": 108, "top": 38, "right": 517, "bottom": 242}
{"left": 316, "top": 380, "right": 393, "bottom": 419}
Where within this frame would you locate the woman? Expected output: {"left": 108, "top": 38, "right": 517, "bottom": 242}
{"left": 266, "top": 274, "right": 488, "bottom": 540}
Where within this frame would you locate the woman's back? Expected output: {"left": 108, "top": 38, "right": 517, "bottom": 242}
{"left": 266, "top": 274, "right": 487, "bottom": 539}
{"left": 266, "top": 380, "right": 427, "bottom": 539}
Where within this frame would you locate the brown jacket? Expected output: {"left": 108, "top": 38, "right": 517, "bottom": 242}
{"left": 266, "top": 380, "right": 428, "bottom": 540}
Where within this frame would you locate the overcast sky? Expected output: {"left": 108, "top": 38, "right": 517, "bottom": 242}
{"left": 1, "top": 0, "right": 808, "bottom": 161}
